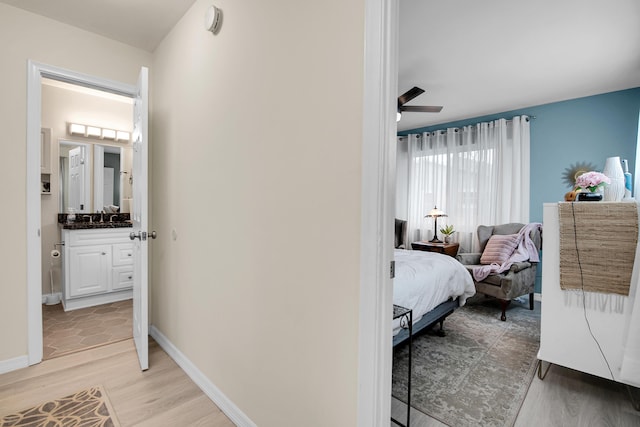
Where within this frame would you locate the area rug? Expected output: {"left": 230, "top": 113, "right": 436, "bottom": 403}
{"left": 392, "top": 296, "right": 540, "bottom": 427}
{"left": 0, "top": 385, "right": 120, "bottom": 427}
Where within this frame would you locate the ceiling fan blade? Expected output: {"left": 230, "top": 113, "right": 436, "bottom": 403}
{"left": 400, "top": 105, "right": 443, "bottom": 113}
{"left": 398, "top": 86, "right": 425, "bottom": 106}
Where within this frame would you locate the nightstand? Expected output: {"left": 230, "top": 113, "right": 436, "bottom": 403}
{"left": 411, "top": 241, "right": 460, "bottom": 258}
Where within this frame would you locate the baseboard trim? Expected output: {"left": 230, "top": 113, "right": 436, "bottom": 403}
{"left": 149, "top": 325, "right": 256, "bottom": 427}
{"left": 0, "top": 355, "right": 29, "bottom": 375}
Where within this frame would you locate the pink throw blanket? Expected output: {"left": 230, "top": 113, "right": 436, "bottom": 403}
{"left": 472, "top": 223, "right": 542, "bottom": 281}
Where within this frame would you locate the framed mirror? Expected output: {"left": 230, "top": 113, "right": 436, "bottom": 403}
{"left": 59, "top": 140, "right": 130, "bottom": 214}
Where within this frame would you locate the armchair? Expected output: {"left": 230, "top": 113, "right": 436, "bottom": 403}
{"left": 456, "top": 223, "right": 542, "bottom": 321}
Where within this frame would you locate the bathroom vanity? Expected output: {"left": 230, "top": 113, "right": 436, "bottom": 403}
{"left": 61, "top": 225, "right": 133, "bottom": 311}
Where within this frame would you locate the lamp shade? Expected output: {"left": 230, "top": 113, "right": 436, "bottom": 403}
{"left": 426, "top": 206, "right": 447, "bottom": 218}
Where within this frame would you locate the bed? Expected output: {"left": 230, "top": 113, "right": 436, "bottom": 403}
{"left": 393, "top": 248, "right": 475, "bottom": 346}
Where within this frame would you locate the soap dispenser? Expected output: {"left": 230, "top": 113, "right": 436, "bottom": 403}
{"left": 67, "top": 207, "right": 76, "bottom": 223}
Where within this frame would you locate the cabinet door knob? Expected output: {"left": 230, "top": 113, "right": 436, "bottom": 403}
{"left": 127, "top": 253, "right": 132, "bottom": 257}
{"left": 101, "top": 252, "right": 106, "bottom": 255}
{"left": 128, "top": 276, "right": 133, "bottom": 280}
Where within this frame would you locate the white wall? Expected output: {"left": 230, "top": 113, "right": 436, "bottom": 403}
{"left": 151, "top": 0, "right": 365, "bottom": 425}
{"left": 0, "top": 3, "right": 151, "bottom": 361}
{"left": 40, "top": 83, "right": 133, "bottom": 296}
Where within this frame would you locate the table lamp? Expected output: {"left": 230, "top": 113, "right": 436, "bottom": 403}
{"left": 425, "top": 206, "right": 447, "bottom": 243}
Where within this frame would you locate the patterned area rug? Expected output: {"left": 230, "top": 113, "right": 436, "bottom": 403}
{"left": 392, "top": 296, "right": 540, "bottom": 427}
{"left": 0, "top": 385, "right": 120, "bottom": 427}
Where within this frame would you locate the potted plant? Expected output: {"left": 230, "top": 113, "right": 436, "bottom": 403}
{"left": 440, "top": 224, "right": 455, "bottom": 243}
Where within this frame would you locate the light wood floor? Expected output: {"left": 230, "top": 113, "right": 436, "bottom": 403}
{"left": 2, "top": 335, "right": 638, "bottom": 427}
{"left": 392, "top": 360, "right": 640, "bottom": 427}
{"left": 0, "top": 339, "right": 235, "bottom": 427}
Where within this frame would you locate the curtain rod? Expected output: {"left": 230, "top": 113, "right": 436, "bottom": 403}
{"left": 397, "top": 115, "right": 536, "bottom": 139}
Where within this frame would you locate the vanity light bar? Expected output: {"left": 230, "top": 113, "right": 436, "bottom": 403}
{"left": 69, "top": 123, "right": 86, "bottom": 135}
{"left": 67, "top": 122, "right": 131, "bottom": 143}
{"left": 86, "top": 126, "right": 101, "bottom": 137}
{"left": 116, "top": 131, "right": 130, "bottom": 142}
{"left": 102, "top": 129, "right": 116, "bottom": 140}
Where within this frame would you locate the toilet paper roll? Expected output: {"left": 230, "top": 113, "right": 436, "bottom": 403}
{"left": 51, "top": 249, "right": 61, "bottom": 258}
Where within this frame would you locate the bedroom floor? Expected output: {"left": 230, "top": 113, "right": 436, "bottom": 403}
{"left": 390, "top": 299, "right": 640, "bottom": 427}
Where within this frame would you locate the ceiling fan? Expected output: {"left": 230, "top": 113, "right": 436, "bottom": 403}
{"left": 397, "top": 86, "right": 443, "bottom": 121}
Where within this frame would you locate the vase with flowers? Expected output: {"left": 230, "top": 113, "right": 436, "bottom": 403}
{"left": 574, "top": 171, "right": 610, "bottom": 201}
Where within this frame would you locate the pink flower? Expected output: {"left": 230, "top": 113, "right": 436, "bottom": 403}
{"left": 575, "top": 171, "right": 611, "bottom": 192}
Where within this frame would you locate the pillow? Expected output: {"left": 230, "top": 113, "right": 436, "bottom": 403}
{"left": 480, "top": 234, "right": 519, "bottom": 265}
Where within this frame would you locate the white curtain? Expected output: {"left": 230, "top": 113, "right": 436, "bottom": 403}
{"left": 406, "top": 116, "right": 530, "bottom": 252}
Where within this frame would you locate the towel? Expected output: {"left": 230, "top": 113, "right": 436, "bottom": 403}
{"left": 472, "top": 222, "right": 542, "bottom": 281}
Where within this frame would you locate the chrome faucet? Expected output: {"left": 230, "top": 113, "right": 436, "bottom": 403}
{"left": 109, "top": 215, "right": 119, "bottom": 223}
{"left": 82, "top": 215, "right": 93, "bottom": 224}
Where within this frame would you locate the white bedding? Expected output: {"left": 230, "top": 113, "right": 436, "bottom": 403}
{"left": 393, "top": 249, "right": 475, "bottom": 335}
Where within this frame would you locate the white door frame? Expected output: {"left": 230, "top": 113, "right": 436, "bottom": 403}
{"left": 26, "top": 61, "right": 138, "bottom": 365}
{"left": 358, "top": 0, "right": 398, "bottom": 425}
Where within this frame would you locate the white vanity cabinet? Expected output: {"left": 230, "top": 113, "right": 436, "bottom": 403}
{"left": 68, "top": 245, "right": 111, "bottom": 297}
{"left": 62, "top": 228, "right": 133, "bottom": 311}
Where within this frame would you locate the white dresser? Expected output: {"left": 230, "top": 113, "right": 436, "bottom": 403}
{"left": 538, "top": 202, "right": 637, "bottom": 386}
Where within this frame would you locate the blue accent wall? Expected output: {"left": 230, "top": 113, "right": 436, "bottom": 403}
{"left": 399, "top": 87, "right": 640, "bottom": 292}
{"left": 399, "top": 87, "right": 640, "bottom": 223}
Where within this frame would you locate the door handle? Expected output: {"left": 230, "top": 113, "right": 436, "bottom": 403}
{"left": 129, "top": 231, "right": 157, "bottom": 241}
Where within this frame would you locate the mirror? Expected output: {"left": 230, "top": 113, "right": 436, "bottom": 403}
{"left": 59, "top": 140, "right": 132, "bottom": 214}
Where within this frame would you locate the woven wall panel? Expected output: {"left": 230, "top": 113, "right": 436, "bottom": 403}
{"left": 558, "top": 202, "right": 638, "bottom": 296}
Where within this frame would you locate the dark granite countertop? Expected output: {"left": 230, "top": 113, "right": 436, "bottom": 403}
{"left": 58, "top": 212, "right": 132, "bottom": 229}
{"left": 61, "top": 222, "right": 133, "bottom": 230}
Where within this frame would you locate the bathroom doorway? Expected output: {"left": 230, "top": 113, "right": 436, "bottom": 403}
{"left": 39, "top": 78, "right": 135, "bottom": 360}
{"left": 27, "top": 62, "right": 150, "bottom": 369}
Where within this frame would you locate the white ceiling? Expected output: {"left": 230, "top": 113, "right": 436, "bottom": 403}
{"left": 0, "top": 0, "right": 197, "bottom": 52}
{"left": 398, "top": 0, "right": 640, "bottom": 131}
{"left": 3, "top": 0, "right": 639, "bottom": 131}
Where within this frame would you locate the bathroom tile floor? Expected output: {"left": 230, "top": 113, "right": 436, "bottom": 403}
{"left": 42, "top": 300, "right": 133, "bottom": 360}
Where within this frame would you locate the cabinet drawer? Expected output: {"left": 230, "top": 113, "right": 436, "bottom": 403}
{"left": 113, "top": 243, "right": 134, "bottom": 266}
{"left": 65, "top": 229, "right": 132, "bottom": 246}
{"left": 112, "top": 266, "right": 133, "bottom": 290}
